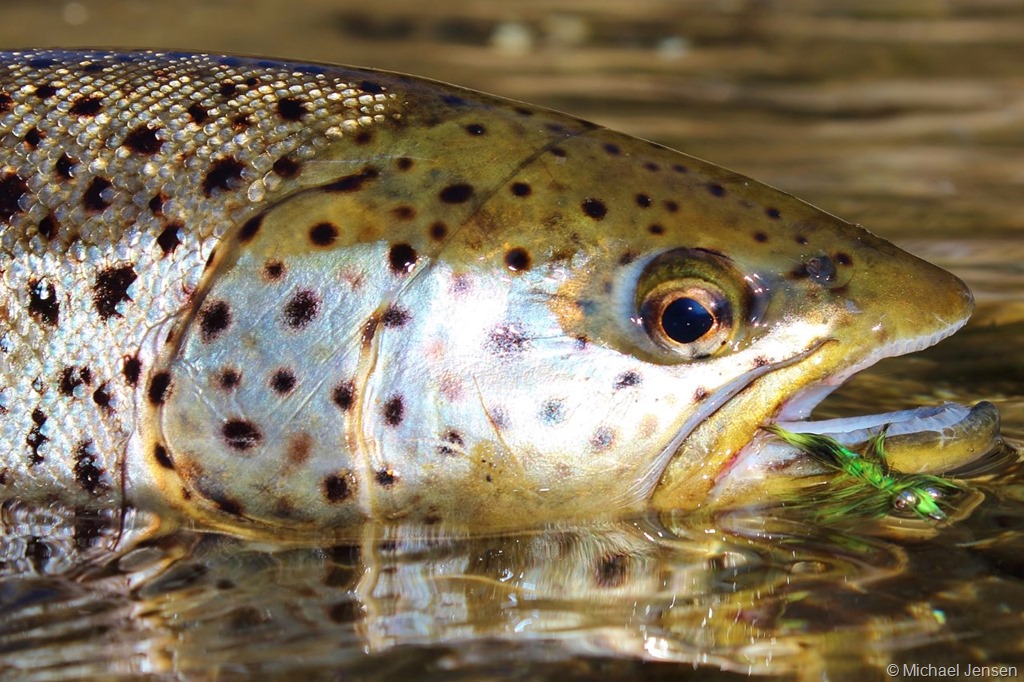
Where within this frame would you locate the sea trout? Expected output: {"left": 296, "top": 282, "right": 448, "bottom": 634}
{"left": 0, "top": 50, "right": 999, "bottom": 538}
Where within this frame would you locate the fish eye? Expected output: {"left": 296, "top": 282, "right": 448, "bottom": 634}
{"left": 639, "top": 282, "right": 733, "bottom": 358}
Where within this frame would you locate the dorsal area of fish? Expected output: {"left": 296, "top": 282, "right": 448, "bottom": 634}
{"left": 0, "top": 50, "right": 971, "bottom": 535}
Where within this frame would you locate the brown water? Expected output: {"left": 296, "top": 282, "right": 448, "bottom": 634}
{"left": 2, "top": 2, "right": 1023, "bottom": 680}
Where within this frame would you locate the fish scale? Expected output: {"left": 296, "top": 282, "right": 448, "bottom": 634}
{"left": 0, "top": 49, "right": 979, "bottom": 539}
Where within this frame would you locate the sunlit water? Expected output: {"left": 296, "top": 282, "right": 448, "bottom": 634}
{"left": 2, "top": 2, "right": 1023, "bottom": 680}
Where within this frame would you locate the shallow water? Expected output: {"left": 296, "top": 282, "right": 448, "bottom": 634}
{"left": 2, "top": 1, "right": 1023, "bottom": 680}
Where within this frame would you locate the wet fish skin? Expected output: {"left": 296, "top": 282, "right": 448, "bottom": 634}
{"left": 0, "top": 50, "right": 973, "bottom": 536}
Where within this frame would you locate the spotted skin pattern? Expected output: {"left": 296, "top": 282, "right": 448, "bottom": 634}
{"left": 0, "top": 50, "right": 973, "bottom": 536}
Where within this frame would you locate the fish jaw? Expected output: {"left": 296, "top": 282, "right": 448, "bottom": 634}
{"left": 651, "top": 226, "right": 981, "bottom": 511}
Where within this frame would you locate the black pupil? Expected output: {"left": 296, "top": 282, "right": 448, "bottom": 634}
{"left": 662, "top": 297, "right": 714, "bottom": 343}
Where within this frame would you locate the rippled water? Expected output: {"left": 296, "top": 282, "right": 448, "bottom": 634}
{"left": 2, "top": 1, "right": 1023, "bottom": 680}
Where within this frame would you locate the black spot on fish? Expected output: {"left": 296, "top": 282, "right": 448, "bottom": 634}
{"left": 74, "top": 440, "right": 108, "bottom": 496}
{"left": 836, "top": 252, "right": 853, "bottom": 266}
{"left": 504, "top": 247, "right": 531, "bottom": 272}
{"left": 59, "top": 366, "right": 92, "bottom": 397}
{"left": 156, "top": 224, "right": 181, "bottom": 255}
{"left": 123, "top": 125, "right": 162, "bottom": 154}
{"left": 550, "top": 147, "right": 567, "bottom": 158}
{"left": 383, "top": 396, "right": 404, "bottom": 426}
{"left": 354, "top": 130, "right": 373, "bottom": 145}
{"left": 486, "top": 324, "right": 529, "bottom": 355}
{"left": 28, "top": 279, "right": 59, "bottom": 327}
{"left": 324, "top": 167, "right": 379, "bottom": 192}
{"left": 706, "top": 183, "right": 726, "bottom": 197}
{"left": 437, "top": 430, "right": 464, "bottom": 456}
{"left": 69, "top": 94, "right": 103, "bottom": 117}
{"left": 263, "top": 259, "right": 285, "bottom": 280}
{"left": 388, "top": 243, "right": 418, "bottom": 274}
{"left": 766, "top": 207, "right": 782, "bottom": 220}
{"left": 595, "top": 553, "right": 628, "bottom": 588}
{"left": 203, "top": 158, "right": 245, "bottom": 196}
{"left": 276, "top": 97, "right": 306, "bottom": 121}
{"left": 37, "top": 214, "right": 57, "bottom": 240}
{"left": 309, "top": 222, "right": 339, "bottom": 247}
{"left": 0, "top": 91, "right": 11, "bottom": 112}
{"left": 34, "top": 83, "right": 57, "bottom": 99}
{"left": 187, "top": 103, "right": 208, "bottom": 124}
{"left": 754, "top": 232, "right": 768, "bottom": 243}
{"left": 92, "top": 384, "right": 111, "bottom": 410}
{"left": 581, "top": 198, "right": 607, "bottom": 220}
{"left": 55, "top": 153, "right": 76, "bottom": 180}
{"left": 648, "top": 224, "right": 665, "bottom": 236}
{"left": 154, "top": 444, "right": 174, "bottom": 470}
{"left": 24, "top": 127, "right": 42, "bottom": 148}
{"left": 148, "top": 194, "right": 164, "bottom": 215}
{"left": 123, "top": 355, "right": 141, "bottom": 387}
{"left": 219, "top": 82, "right": 238, "bottom": 98}
{"left": 272, "top": 156, "right": 300, "bottom": 178}
{"left": 333, "top": 381, "right": 355, "bottom": 411}
{"left": 429, "top": 221, "right": 448, "bottom": 241}
{"left": 439, "top": 183, "right": 474, "bottom": 204}
{"left": 213, "top": 495, "right": 245, "bottom": 516}
{"left": 673, "top": 163, "right": 688, "bottom": 173}
{"left": 222, "top": 419, "right": 262, "bottom": 452}
{"left": 148, "top": 371, "right": 172, "bottom": 405}
{"left": 465, "top": 123, "right": 486, "bottom": 135}
{"left": 382, "top": 305, "right": 409, "bottom": 328}
{"left": 93, "top": 264, "right": 137, "bottom": 319}
{"left": 644, "top": 162, "right": 660, "bottom": 172}
{"left": 323, "top": 472, "right": 355, "bottom": 503}
{"left": 396, "top": 157, "right": 414, "bottom": 171}
{"left": 26, "top": 408, "right": 48, "bottom": 465}
{"left": 511, "top": 182, "right": 531, "bottom": 197}
{"left": 283, "top": 290, "right": 320, "bottom": 328}
{"left": 360, "top": 79, "right": 386, "bottom": 94}
{"left": 694, "top": 387, "right": 709, "bottom": 401}
{"left": 663, "top": 200, "right": 679, "bottom": 213}
{"left": 636, "top": 193, "right": 652, "bottom": 208}
{"left": 199, "top": 300, "right": 231, "bottom": 342}
{"left": 603, "top": 142, "right": 621, "bottom": 155}
{"left": 392, "top": 205, "right": 415, "bottom": 220}
{"left": 614, "top": 371, "right": 641, "bottom": 389}
{"left": 270, "top": 369, "right": 296, "bottom": 395}
{"left": 0, "top": 172, "right": 28, "bottom": 221}
{"left": 83, "top": 177, "right": 112, "bottom": 211}
{"left": 375, "top": 468, "right": 397, "bottom": 487}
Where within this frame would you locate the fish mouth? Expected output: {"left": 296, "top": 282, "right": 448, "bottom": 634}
{"left": 710, "top": 308, "right": 1002, "bottom": 506}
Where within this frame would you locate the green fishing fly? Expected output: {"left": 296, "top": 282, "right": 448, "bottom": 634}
{"left": 766, "top": 424, "right": 962, "bottom": 521}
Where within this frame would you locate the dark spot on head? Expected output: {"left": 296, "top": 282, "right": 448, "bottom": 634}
{"left": 93, "top": 265, "right": 136, "bottom": 319}
{"left": 156, "top": 224, "right": 182, "bottom": 255}
{"left": 511, "top": 181, "right": 531, "bottom": 197}
{"left": 754, "top": 232, "right": 768, "bottom": 243}
{"left": 429, "top": 221, "right": 448, "bottom": 241}
{"left": 540, "top": 399, "right": 565, "bottom": 425}
{"left": 153, "top": 444, "right": 174, "bottom": 470}
{"left": 360, "top": 79, "right": 385, "bottom": 94}
{"left": 663, "top": 200, "right": 679, "bottom": 213}
{"left": 27, "top": 279, "right": 59, "bottom": 327}
{"left": 24, "top": 127, "right": 42, "bottom": 148}
{"left": 836, "top": 252, "right": 853, "bottom": 266}
{"left": 218, "top": 368, "right": 241, "bottom": 390}
{"left": 396, "top": 157, "right": 414, "bottom": 171}
{"left": 263, "top": 259, "right": 285, "bottom": 280}
{"left": 618, "top": 251, "right": 637, "bottom": 266}
{"left": 83, "top": 177, "right": 112, "bottom": 211}
{"left": 766, "top": 207, "right": 782, "bottom": 220}
{"left": 388, "top": 243, "right": 418, "bottom": 274}
{"left": 439, "top": 183, "right": 474, "bottom": 204}
{"left": 148, "top": 372, "right": 172, "bottom": 405}
{"left": 383, "top": 396, "right": 404, "bottom": 426}
{"left": 222, "top": 419, "right": 262, "bottom": 452}
{"left": 614, "top": 371, "right": 641, "bottom": 389}
{"left": 69, "top": 95, "right": 103, "bottom": 117}
{"left": 581, "top": 198, "right": 607, "bottom": 220}
{"left": 382, "top": 305, "right": 409, "bottom": 328}
{"left": 187, "top": 103, "right": 208, "bottom": 123}
{"left": 283, "top": 289, "right": 320, "bottom": 328}
{"left": 276, "top": 97, "right": 306, "bottom": 121}
{"left": 635, "top": 193, "right": 652, "bottom": 208}
{"left": 375, "top": 468, "right": 397, "bottom": 487}
{"left": 123, "top": 355, "right": 141, "bottom": 386}
{"left": 333, "top": 381, "right": 355, "bottom": 411}
{"left": 123, "top": 125, "right": 162, "bottom": 155}
{"left": 673, "top": 163, "right": 688, "bottom": 173}
{"left": 55, "top": 153, "right": 76, "bottom": 180}
{"left": 392, "top": 205, "right": 415, "bottom": 220}
{"left": 648, "top": 224, "right": 665, "bottom": 236}
{"left": 603, "top": 142, "right": 621, "bottom": 155}
{"left": 550, "top": 147, "right": 567, "bottom": 158}
{"left": 514, "top": 106, "right": 534, "bottom": 116}
{"left": 591, "top": 426, "right": 615, "bottom": 451}
{"left": 465, "top": 123, "right": 486, "bottom": 135}
{"left": 238, "top": 215, "right": 261, "bottom": 243}
{"left": 309, "top": 221, "right": 339, "bottom": 247}
{"left": 354, "top": 130, "right": 373, "bottom": 145}
{"left": 203, "top": 158, "right": 245, "bottom": 196}
{"left": 74, "top": 441, "right": 108, "bottom": 496}
{"left": 324, "top": 167, "right": 379, "bottom": 192}
{"left": 92, "top": 384, "right": 111, "bottom": 409}
{"left": 270, "top": 369, "right": 296, "bottom": 395}
{"left": 0, "top": 172, "right": 28, "bottom": 221}
{"left": 272, "top": 156, "right": 300, "bottom": 178}
{"left": 37, "top": 214, "right": 57, "bottom": 240}
{"left": 596, "top": 553, "right": 628, "bottom": 588}
{"left": 504, "top": 247, "right": 531, "bottom": 272}
{"left": 59, "top": 366, "right": 92, "bottom": 397}
{"left": 148, "top": 193, "right": 164, "bottom": 215}
{"left": 324, "top": 472, "right": 355, "bottom": 503}
{"left": 486, "top": 324, "right": 529, "bottom": 355}
{"left": 644, "top": 161, "right": 660, "bottom": 172}
{"left": 198, "top": 301, "right": 232, "bottom": 342}
{"left": 706, "top": 183, "right": 726, "bottom": 197}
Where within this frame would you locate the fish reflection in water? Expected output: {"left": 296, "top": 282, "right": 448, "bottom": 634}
{"left": 4, "top": 475, "right": 1024, "bottom": 681}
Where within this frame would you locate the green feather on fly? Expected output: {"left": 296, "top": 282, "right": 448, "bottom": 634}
{"left": 765, "top": 424, "right": 962, "bottom": 522}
